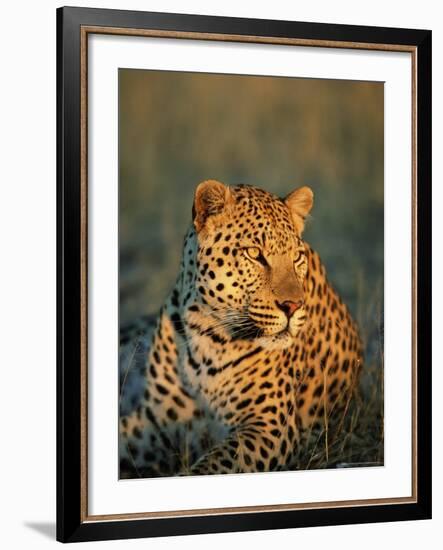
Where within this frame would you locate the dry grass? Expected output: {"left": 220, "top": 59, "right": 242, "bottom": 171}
{"left": 295, "top": 359, "right": 384, "bottom": 470}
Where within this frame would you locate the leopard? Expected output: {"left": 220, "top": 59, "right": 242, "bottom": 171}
{"left": 119, "top": 180, "right": 363, "bottom": 477}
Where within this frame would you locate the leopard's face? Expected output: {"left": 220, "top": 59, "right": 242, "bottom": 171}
{"left": 187, "top": 181, "right": 313, "bottom": 349}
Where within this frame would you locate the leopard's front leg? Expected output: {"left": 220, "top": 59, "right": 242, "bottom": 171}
{"left": 188, "top": 419, "right": 299, "bottom": 475}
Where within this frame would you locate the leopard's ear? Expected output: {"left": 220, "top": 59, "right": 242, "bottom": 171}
{"left": 193, "top": 180, "right": 233, "bottom": 232}
{"left": 284, "top": 186, "right": 314, "bottom": 235}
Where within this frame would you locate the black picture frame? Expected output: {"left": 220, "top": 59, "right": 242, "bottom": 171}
{"left": 57, "top": 6, "right": 432, "bottom": 543}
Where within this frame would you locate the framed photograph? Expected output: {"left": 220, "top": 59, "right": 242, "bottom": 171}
{"left": 57, "top": 6, "right": 432, "bottom": 543}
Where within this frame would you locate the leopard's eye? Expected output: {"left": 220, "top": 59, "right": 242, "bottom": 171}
{"left": 244, "top": 247, "right": 268, "bottom": 266}
{"left": 293, "top": 249, "right": 307, "bottom": 278}
{"left": 246, "top": 247, "right": 260, "bottom": 259}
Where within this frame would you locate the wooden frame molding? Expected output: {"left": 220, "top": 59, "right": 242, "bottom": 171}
{"left": 57, "top": 7, "right": 431, "bottom": 542}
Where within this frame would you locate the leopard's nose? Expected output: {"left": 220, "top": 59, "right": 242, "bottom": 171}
{"left": 276, "top": 299, "right": 304, "bottom": 319}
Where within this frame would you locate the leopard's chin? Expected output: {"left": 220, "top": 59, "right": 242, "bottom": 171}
{"left": 256, "top": 329, "right": 294, "bottom": 350}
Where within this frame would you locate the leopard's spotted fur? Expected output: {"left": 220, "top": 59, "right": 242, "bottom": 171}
{"left": 120, "top": 181, "right": 362, "bottom": 477}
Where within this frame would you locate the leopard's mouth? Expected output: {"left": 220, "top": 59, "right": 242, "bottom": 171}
{"left": 227, "top": 317, "right": 290, "bottom": 342}
{"left": 269, "top": 315, "right": 306, "bottom": 338}
{"left": 225, "top": 310, "right": 305, "bottom": 342}
{"left": 274, "top": 328, "right": 292, "bottom": 339}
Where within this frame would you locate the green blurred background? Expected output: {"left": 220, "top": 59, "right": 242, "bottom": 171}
{"left": 119, "top": 69, "right": 384, "bottom": 359}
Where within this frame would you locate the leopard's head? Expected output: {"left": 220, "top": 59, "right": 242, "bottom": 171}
{"left": 184, "top": 180, "right": 313, "bottom": 349}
